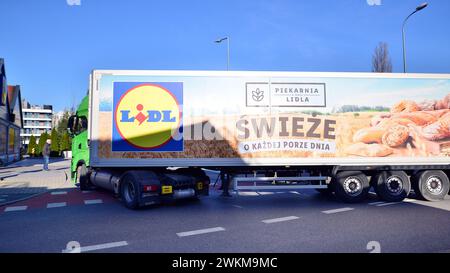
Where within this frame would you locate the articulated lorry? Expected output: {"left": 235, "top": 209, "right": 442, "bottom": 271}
{"left": 68, "top": 70, "right": 450, "bottom": 209}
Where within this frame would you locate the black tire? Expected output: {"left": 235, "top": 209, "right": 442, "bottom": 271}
{"left": 411, "top": 170, "right": 449, "bottom": 201}
{"left": 77, "top": 164, "right": 90, "bottom": 191}
{"left": 120, "top": 174, "right": 140, "bottom": 209}
{"left": 373, "top": 171, "right": 411, "bottom": 202}
{"left": 334, "top": 171, "right": 370, "bottom": 203}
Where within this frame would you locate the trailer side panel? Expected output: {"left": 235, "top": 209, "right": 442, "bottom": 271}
{"left": 89, "top": 70, "right": 450, "bottom": 168}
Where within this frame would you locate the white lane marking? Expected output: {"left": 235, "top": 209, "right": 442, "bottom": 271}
{"left": 84, "top": 199, "right": 103, "bottom": 205}
{"left": 404, "top": 198, "right": 417, "bottom": 203}
{"left": 47, "top": 202, "right": 67, "bottom": 208}
{"left": 262, "top": 216, "right": 299, "bottom": 224}
{"left": 257, "top": 192, "right": 274, "bottom": 195}
{"left": 232, "top": 205, "right": 244, "bottom": 209}
{"left": 177, "top": 227, "right": 225, "bottom": 237}
{"left": 238, "top": 192, "right": 259, "bottom": 196}
{"left": 4, "top": 206, "right": 28, "bottom": 212}
{"left": 51, "top": 191, "right": 67, "bottom": 195}
{"left": 368, "top": 201, "right": 386, "bottom": 206}
{"left": 289, "top": 191, "right": 301, "bottom": 195}
{"left": 62, "top": 241, "right": 128, "bottom": 253}
{"left": 376, "top": 202, "right": 402, "bottom": 207}
{"left": 322, "top": 207, "right": 354, "bottom": 214}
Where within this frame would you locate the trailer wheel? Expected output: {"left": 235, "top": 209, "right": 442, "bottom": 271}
{"left": 77, "top": 164, "right": 91, "bottom": 191}
{"left": 412, "top": 171, "right": 449, "bottom": 202}
{"left": 334, "top": 171, "right": 369, "bottom": 203}
{"left": 120, "top": 174, "right": 140, "bottom": 209}
{"left": 373, "top": 171, "right": 411, "bottom": 202}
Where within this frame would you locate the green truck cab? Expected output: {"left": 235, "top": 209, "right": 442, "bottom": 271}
{"left": 68, "top": 95, "right": 90, "bottom": 186}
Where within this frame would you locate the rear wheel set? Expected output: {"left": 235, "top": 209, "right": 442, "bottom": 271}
{"left": 371, "top": 170, "right": 449, "bottom": 202}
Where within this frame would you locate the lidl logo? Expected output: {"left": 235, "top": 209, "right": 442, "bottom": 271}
{"left": 112, "top": 82, "right": 183, "bottom": 152}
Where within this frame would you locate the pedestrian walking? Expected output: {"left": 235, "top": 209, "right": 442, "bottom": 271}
{"left": 42, "top": 139, "right": 51, "bottom": 171}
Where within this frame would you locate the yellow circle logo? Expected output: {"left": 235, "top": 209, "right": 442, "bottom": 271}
{"left": 114, "top": 84, "right": 181, "bottom": 149}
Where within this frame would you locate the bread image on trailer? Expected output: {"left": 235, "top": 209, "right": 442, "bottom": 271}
{"left": 68, "top": 71, "right": 450, "bottom": 209}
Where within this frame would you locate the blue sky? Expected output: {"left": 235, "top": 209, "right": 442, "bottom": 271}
{"left": 1, "top": 0, "right": 449, "bottom": 111}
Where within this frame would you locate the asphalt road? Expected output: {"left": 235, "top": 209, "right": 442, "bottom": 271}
{"left": 1, "top": 176, "right": 450, "bottom": 253}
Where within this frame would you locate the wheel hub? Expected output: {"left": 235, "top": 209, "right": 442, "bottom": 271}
{"left": 426, "top": 176, "right": 443, "bottom": 195}
{"left": 343, "top": 177, "right": 362, "bottom": 196}
{"left": 386, "top": 176, "right": 403, "bottom": 195}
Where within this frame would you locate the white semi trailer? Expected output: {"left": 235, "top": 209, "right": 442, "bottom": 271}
{"left": 68, "top": 70, "right": 450, "bottom": 209}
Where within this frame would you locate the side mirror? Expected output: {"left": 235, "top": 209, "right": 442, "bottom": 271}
{"left": 67, "top": 115, "right": 76, "bottom": 136}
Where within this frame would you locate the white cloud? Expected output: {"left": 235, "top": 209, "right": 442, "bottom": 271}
{"left": 67, "top": 0, "right": 81, "bottom": 6}
{"left": 367, "top": 0, "right": 382, "bottom": 6}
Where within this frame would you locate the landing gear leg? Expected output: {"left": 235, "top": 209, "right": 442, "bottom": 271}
{"left": 221, "top": 173, "right": 232, "bottom": 197}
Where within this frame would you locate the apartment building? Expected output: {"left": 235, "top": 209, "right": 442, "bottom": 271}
{"left": 21, "top": 100, "right": 53, "bottom": 145}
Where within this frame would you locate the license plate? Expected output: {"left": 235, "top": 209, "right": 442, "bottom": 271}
{"left": 161, "top": 185, "right": 173, "bottom": 194}
{"left": 197, "top": 182, "right": 203, "bottom": 190}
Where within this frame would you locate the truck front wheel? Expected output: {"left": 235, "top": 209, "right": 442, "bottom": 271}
{"left": 77, "top": 164, "right": 91, "bottom": 191}
{"left": 373, "top": 171, "right": 411, "bottom": 202}
{"left": 334, "top": 171, "right": 370, "bottom": 203}
{"left": 120, "top": 174, "right": 140, "bottom": 209}
{"left": 412, "top": 170, "right": 449, "bottom": 202}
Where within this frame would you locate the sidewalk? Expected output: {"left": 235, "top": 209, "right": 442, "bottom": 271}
{"left": 0, "top": 158, "right": 75, "bottom": 206}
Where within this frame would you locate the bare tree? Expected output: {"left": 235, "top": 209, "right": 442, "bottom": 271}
{"left": 372, "top": 42, "right": 392, "bottom": 73}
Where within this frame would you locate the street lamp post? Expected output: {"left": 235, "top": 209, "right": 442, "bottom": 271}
{"left": 402, "top": 2, "right": 428, "bottom": 73}
{"left": 214, "top": 36, "right": 230, "bottom": 70}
